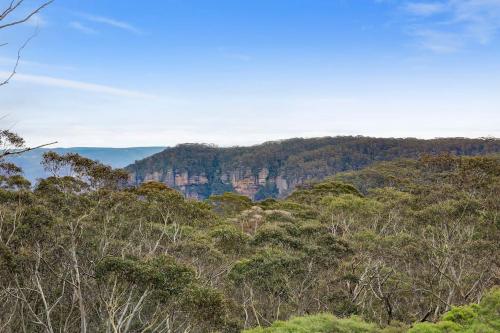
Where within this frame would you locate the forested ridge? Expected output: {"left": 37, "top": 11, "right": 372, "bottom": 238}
{"left": 0, "top": 144, "right": 498, "bottom": 332}
{"left": 127, "top": 136, "right": 500, "bottom": 200}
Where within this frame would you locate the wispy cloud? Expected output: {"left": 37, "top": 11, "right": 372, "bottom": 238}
{"left": 0, "top": 57, "right": 76, "bottom": 71}
{"left": 217, "top": 48, "right": 252, "bottom": 62}
{"left": 405, "top": 2, "right": 446, "bottom": 16}
{"left": 391, "top": 1, "right": 500, "bottom": 52}
{"left": 25, "top": 13, "right": 48, "bottom": 27}
{"left": 0, "top": 72, "right": 155, "bottom": 99}
{"left": 223, "top": 52, "right": 252, "bottom": 61}
{"left": 412, "top": 29, "right": 462, "bottom": 53}
{"left": 69, "top": 21, "right": 98, "bottom": 35}
{"left": 80, "top": 13, "right": 141, "bottom": 34}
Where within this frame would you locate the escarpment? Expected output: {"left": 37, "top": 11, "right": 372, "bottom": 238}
{"left": 126, "top": 136, "right": 500, "bottom": 200}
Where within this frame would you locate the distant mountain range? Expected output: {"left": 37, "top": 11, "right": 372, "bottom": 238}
{"left": 8, "top": 147, "right": 166, "bottom": 184}
{"left": 126, "top": 136, "right": 500, "bottom": 200}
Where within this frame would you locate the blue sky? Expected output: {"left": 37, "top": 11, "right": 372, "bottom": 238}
{"left": 1, "top": 0, "right": 499, "bottom": 147}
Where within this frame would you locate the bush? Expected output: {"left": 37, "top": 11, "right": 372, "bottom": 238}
{"left": 408, "top": 287, "right": 500, "bottom": 333}
{"left": 243, "top": 313, "right": 381, "bottom": 333}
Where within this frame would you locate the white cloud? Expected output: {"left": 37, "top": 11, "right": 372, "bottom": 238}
{"left": 0, "top": 57, "right": 76, "bottom": 71}
{"left": 80, "top": 14, "right": 141, "bottom": 34}
{"left": 412, "top": 29, "right": 462, "bottom": 53}
{"left": 218, "top": 48, "right": 253, "bottom": 61}
{"left": 397, "top": 1, "right": 500, "bottom": 52}
{"left": 405, "top": 2, "right": 446, "bottom": 16}
{"left": 449, "top": 0, "right": 500, "bottom": 43}
{"left": 69, "top": 21, "right": 98, "bottom": 35}
{"left": 0, "top": 72, "right": 155, "bottom": 99}
{"left": 223, "top": 53, "right": 252, "bottom": 61}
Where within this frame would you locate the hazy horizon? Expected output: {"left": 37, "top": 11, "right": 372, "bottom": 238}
{"left": 46, "top": 134, "right": 499, "bottom": 149}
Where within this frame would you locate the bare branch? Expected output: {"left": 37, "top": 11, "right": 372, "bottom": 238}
{"left": 0, "top": 28, "right": 38, "bottom": 87}
{"left": 0, "top": 1, "right": 54, "bottom": 86}
{"left": 0, "top": 141, "right": 57, "bottom": 158}
{"left": 0, "top": 1, "right": 23, "bottom": 22}
{"left": 0, "top": 1, "right": 53, "bottom": 30}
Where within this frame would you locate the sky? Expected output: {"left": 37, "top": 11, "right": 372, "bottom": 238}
{"left": 0, "top": 0, "right": 499, "bottom": 147}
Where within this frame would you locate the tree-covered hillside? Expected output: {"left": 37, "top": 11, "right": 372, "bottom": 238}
{"left": 127, "top": 136, "right": 500, "bottom": 200}
{"left": 0, "top": 149, "right": 498, "bottom": 332}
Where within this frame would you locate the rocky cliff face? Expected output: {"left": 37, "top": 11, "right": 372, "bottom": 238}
{"left": 126, "top": 137, "right": 500, "bottom": 200}
{"left": 129, "top": 166, "right": 292, "bottom": 199}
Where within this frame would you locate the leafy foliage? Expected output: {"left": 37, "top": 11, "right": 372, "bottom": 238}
{"left": 243, "top": 313, "right": 383, "bottom": 333}
{"left": 408, "top": 287, "right": 500, "bottom": 333}
{"left": 243, "top": 288, "right": 500, "bottom": 333}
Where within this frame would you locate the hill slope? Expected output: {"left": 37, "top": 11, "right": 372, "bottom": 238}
{"left": 126, "top": 136, "right": 500, "bottom": 199}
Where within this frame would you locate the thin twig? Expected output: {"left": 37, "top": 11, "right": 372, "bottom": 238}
{"left": 0, "top": 1, "right": 53, "bottom": 29}
{"left": 0, "top": 28, "right": 39, "bottom": 86}
{"left": 1, "top": 141, "right": 58, "bottom": 158}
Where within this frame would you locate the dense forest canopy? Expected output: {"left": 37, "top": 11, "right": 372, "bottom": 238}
{"left": 0, "top": 144, "right": 498, "bottom": 332}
